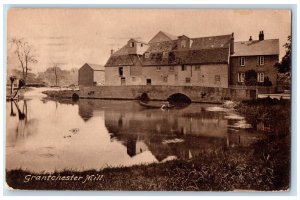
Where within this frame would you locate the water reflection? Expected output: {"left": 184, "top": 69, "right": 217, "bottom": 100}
{"left": 6, "top": 93, "right": 267, "bottom": 172}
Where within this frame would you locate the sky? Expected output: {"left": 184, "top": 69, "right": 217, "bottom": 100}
{"left": 7, "top": 9, "right": 291, "bottom": 73}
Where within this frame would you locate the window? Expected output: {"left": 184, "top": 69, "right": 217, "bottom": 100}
{"left": 240, "top": 57, "right": 245, "bottom": 66}
{"left": 144, "top": 52, "right": 150, "bottom": 59}
{"left": 257, "top": 72, "right": 264, "bottom": 83}
{"left": 141, "top": 43, "right": 143, "bottom": 47}
{"left": 163, "top": 52, "right": 168, "bottom": 58}
{"left": 215, "top": 75, "right": 221, "bottom": 83}
{"left": 121, "top": 77, "right": 126, "bottom": 85}
{"left": 156, "top": 66, "right": 161, "bottom": 71}
{"left": 146, "top": 79, "right": 151, "bottom": 85}
{"left": 185, "top": 77, "right": 191, "bottom": 83}
{"left": 259, "top": 56, "right": 264, "bottom": 66}
{"left": 195, "top": 65, "right": 201, "bottom": 71}
{"left": 181, "top": 40, "right": 187, "bottom": 48}
{"left": 129, "top": 42, "right": 134, "bottom": 47}
{"left": 238, "top": 73, "right": 245, "bottom": 83}
{"left": 132, "top": 77, "right": 136, "bottom": 82}
{"left": 181, "top": 65, "right": 187, "bottom": 71}
{"left": 118, "top": 67, "right": 123, "bottom": 76}
{"left": 169, "top": 66, "right": 175, "bottom": 71}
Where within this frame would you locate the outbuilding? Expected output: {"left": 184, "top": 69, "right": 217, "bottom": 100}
{"left": 78, "top": 63, "right": 105, "bottom": 86}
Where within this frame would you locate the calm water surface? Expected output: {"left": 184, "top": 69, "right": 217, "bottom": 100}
{"left": 6, "top": 88, "right": 266, "bottom": 172}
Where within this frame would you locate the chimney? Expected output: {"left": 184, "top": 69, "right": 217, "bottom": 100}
{"left": 249, "top": 36, "right": 252, "bottom": 41}
{"left": 259, "top": 31, "right": 264, "bottom": 41}
{"left": 230, "top": 32, "right": 234, "bottom": 55}
{"left": 111, "top": 49, "right": 114, "bottom": 55}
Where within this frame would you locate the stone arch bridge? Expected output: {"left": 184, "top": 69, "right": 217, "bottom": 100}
{"left": 75, "top": 85, "right": 255, "bottom": 103}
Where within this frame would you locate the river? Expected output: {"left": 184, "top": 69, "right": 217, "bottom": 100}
{"left": 6, "top": 88, "right": 267, "bottom": 172}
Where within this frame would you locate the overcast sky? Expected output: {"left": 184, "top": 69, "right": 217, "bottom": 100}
{"left": 7, "top": 9, "right": 291, "bottom": 73}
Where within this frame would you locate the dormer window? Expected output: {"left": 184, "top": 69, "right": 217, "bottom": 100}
{"left": 129, "top": 42, "right": 135, "bottom": 48}
{"left": 144, "top": 52, "right": 150, "bottom": 59}
{"left": 181, "top": 40, "right": 187, "bottom": 48}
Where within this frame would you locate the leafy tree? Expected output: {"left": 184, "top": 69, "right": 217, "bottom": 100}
{"left": 275, "top": 36, "right": 291, "bottom": 73}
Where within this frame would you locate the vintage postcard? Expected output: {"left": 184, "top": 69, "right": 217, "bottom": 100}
{"left": 5, "top": 8, "right": 292, "bottom": 191}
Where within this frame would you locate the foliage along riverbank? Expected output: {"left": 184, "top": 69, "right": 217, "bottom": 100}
{"left": 6, "top": 97, "right": 291, "bottom": 191}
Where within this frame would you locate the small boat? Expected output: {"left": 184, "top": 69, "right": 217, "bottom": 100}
{"left": 139, "top": 101, "right": 174, "bottom": 109}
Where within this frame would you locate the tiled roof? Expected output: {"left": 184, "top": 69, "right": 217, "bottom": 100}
{"left": 105, "top": 54, "right": 143, "bottom": 66}
{"left": 160, "top": 31, "right": 178, "bottom": 40}
{"left": 232, "top": 39, "right": 279, "bottom": 56}
{"left": 86, "top": 63, "right": 104, "bottom": 71}
{"left": 105, "top": 32, "right": 233, "bottom": 67}
{"left": 142, "top": 48, "right": 229, "bottom": 66}
{"left": 112, "top": 44, "right": 130, "bottom": 56}
{"left": 190, "top": 34, "right": 232, "bottom": 50}
{"left": 148, "top": 31, "right": 178, "bottom": 43}
{"left": 147, "top": 40, "right": 177, "bottom": 52}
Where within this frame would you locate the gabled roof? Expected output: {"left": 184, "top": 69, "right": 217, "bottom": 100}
{"left": 105, "top": 54, "right": 143, "bottom": 66}
{"left": 85, "top": 63, "right": 104, "bottom": 71}
{"left": 147, "top": 40, "right": 177, "bottom": 52}
{"left": 105, "top": 32, "right": 232, "bottom": 67}
{"left": 232, "top": 39, "right": 279, "bottom": 57}
{"left": 129, "top": 38, "right": 147, "bottom": 44}
{"left": 111, "top": 44, "right": 130, "bottom": 56}
{"left": 148, "top": 31, "right": 178, "bottom": 43}
{"left": 161, "top": 31, "right": 178, "bottom": 40}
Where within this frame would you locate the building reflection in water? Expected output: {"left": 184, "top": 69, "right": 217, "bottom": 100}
{"left": 77, "top": 99, "right": 239, "bottom": 161}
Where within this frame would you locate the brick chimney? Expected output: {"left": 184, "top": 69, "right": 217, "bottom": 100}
{"left": 230, "top": 32, "right": 234, "bottom": 54}
{"left": 111, "top": 49, "right": 114, "bottom": 55}
{"left": 249, "top": 36, "right": 252, "bottom": 41}
{"left": 259, "top": 31, "right": 264, "bottom": 41}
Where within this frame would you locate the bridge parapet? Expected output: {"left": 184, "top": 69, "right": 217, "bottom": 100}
{"left": 79, "top": 85, "right": 256, "bottom": 103}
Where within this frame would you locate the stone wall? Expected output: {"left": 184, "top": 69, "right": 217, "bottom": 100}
{"left": 79, "top": 85, "right": 256, "bottom": 103}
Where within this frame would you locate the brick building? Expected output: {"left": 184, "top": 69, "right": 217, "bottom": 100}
{"left": 78, "top": 63, "right": 105, "bottom": 86}
{"left": 104, "top": 31, "right": 279, "bottom": 90}
{"left": 230, "top": 31, "right": 279, "bottom": 89}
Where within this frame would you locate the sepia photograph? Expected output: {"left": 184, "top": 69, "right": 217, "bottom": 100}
{"left": 5, "top": 8, "right": 292, "bottom": 191}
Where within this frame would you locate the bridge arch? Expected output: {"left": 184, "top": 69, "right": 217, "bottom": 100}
{"left": 72, "top": 93, "right": 80, "bottom": 101}
{"left": 167, "top": 93, "right": 192, "bottom": 104}
{"left": 140, "top": 92, "right": 150, "bottom": 102}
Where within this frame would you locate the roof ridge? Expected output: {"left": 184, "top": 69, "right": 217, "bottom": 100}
{"left": 235, "top": 38, "right": 279, "bottom": 43}
{"left": 191, "top": 34, "right": 232, "bottom": 40}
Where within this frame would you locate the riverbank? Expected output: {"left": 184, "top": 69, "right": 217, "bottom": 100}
{"left": 236, "top": 97, "right": 291, "bottom": 137}
{"left": 6, "top": 87, "right": 32, "bottom": 100}
{"left": 6, "top": 139, "right": 290, "bottom": 191}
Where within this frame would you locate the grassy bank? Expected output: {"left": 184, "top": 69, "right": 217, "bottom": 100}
{"left": 6, "top": 141, "right": 290, "bottom": 191}
{"left": 236, "top": 98, "right": 291, "bottom": 137}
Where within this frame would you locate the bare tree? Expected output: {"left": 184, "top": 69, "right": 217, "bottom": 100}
{"left": 53, "top": 63, "right": 59, "bottom": 86}
{"left": 10, "top": 38, "right": 38, "bottom": 85}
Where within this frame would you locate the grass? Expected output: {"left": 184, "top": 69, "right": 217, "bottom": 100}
{"left": 6, "top": 141, "right": 290, "bottom": 191}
